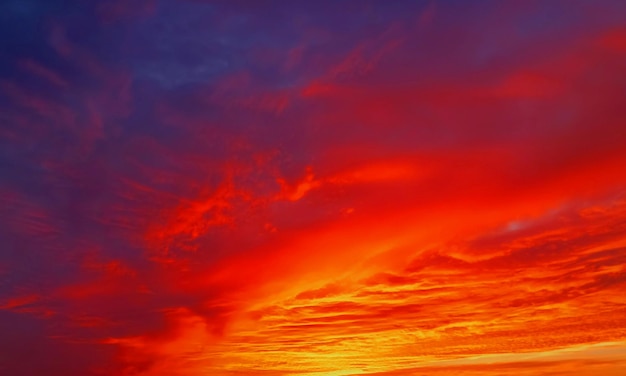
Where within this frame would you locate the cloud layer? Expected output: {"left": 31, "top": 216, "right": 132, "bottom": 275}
{"left": 1, "top": 1, "right": 625, "bottom": 375}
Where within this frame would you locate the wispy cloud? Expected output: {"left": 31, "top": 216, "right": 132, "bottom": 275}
{"left": 1, "top": 1, "right": 625, "bottom": 375}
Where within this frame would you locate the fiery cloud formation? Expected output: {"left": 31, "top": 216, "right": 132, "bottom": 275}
{"left": 1, "top": 1, "right": 625, "bottom": 375}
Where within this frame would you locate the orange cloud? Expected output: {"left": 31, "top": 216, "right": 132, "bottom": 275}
{"left": 2, "top": 2, "right": 625, "bottom": 375}
{"left": 104, "top": 27, "right": 626, "bottom": 372}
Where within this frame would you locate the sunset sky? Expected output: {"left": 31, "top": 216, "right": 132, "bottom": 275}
{"left": 1, "top": 1, "right": 626, "bottom": 375}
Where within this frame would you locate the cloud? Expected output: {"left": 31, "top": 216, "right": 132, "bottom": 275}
{"left": 1, "top": 1, "right": 626, "bottom": 375}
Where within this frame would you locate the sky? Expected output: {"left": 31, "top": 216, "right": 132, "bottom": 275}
{"left": 1, "top": 0, "right": 626, "bottom": 375}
